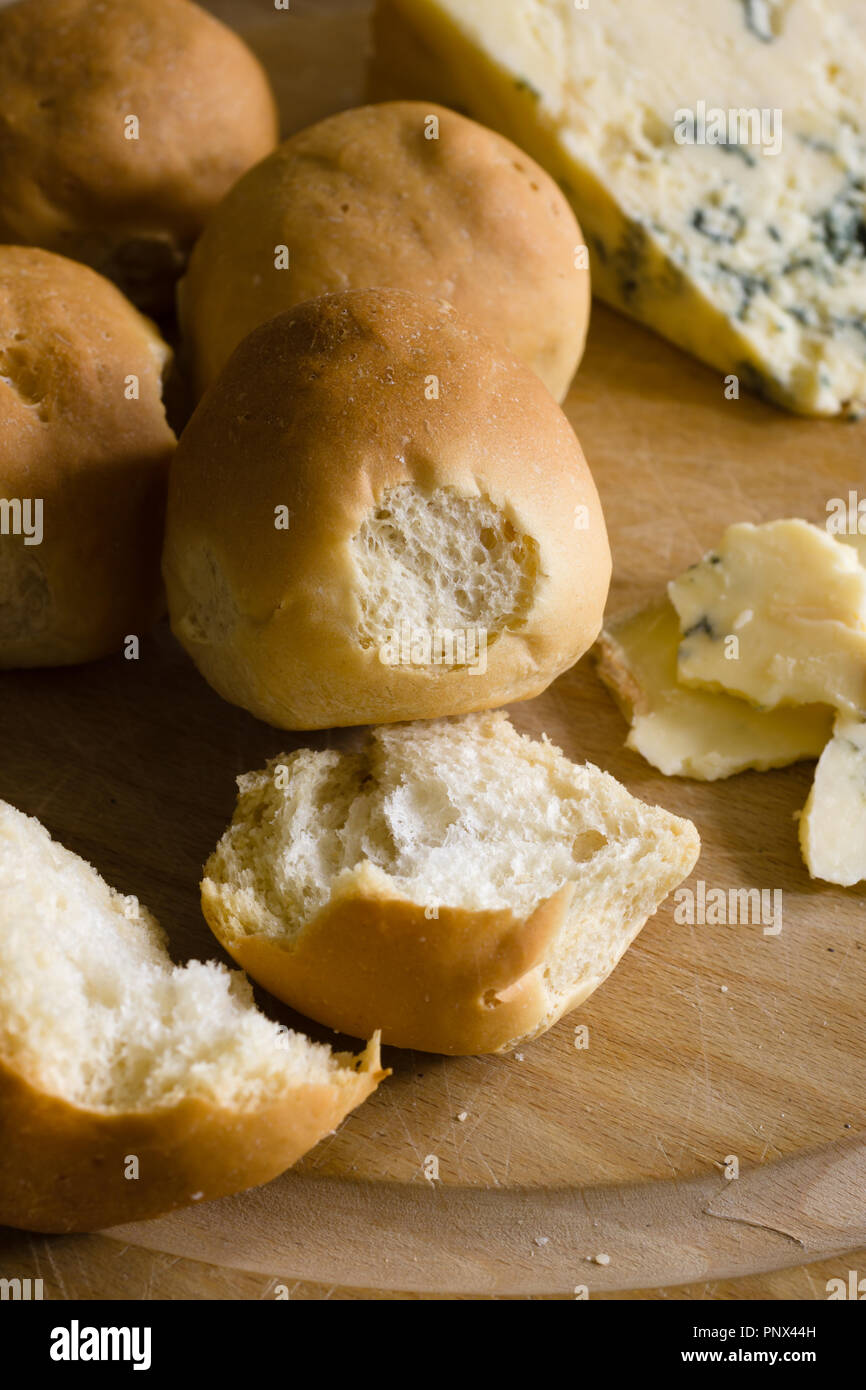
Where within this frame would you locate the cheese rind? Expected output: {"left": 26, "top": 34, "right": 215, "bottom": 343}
{"left": 374, "top": 0, "right": 866, "bottom": 415}
{"left": 799, "top": 714, "right": 866, "bottom": 884}
{"left": 668, "top": 520, "right": 866, "bottom": 715}
{"left": 596, "top": 596, "right": 833, "bottom": 780}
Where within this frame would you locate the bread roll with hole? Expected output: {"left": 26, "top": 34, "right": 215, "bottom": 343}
{"left": 162, "top": 288, "right": 610, "bottom": 729}
{"left": 0, "top": 247, "right": 175, "bottom": 668}
{"left": 177, "top": 101, "right": 589, "bottom": 399}
{"left": 0, "top": 0, "right": 278, "bottom": 314}
{"left": 0, "top": 798, "right": 385, "bottom": 1233}
{"left": 202, "top": 712, "right": 701, "bottom": 1055}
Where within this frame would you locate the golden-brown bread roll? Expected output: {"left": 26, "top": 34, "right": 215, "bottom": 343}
{"left": 0, "top": 0, "right": 279, "bottom": 314}
{"left": 0, "top": 247, "right": 175, "bottom": 668}
{"left": 178, "top": 101, "right": 590, "bottom": 399}
{"left": 162, "top": 288, "right": 611, "bottom": 730}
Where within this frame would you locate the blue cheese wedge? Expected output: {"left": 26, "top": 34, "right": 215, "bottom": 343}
{"left": 374, "top": 0, "right": 866, "bottom": 415}
{"left": 668, "top": 520, "right": 866, "bottom": 715}
{"left": 596, "top": 596, "right": 833, "bottom": 780}
{"left": 799, "top": 714, "right": 866, "bottom": 884}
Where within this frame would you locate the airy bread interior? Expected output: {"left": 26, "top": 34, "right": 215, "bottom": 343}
{"left": 351, "top": 485, "right": 538, "bottom": 655}
{"left": 0, "top": 799, "right": 363, "bottom": 1112}
{"left": 207, "top": 711, "right": 700, "bottom": 1015}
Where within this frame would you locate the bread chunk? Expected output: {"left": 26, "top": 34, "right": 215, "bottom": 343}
{"left": 202, "top": 712, "right": 700, "bottom": 1054}
{"left": 0, "top": 799, "right": 384, "bottom": 1233}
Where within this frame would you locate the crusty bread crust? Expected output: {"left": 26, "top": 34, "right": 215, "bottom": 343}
{"left": 162, "top": 288, "right": 611, "bottom": 729}
{"left": 202, "top": 864, "right": 696, "bottom": 1056}
{"left": 0, "top": 0, "right": 278, "bottom": 312}
{"left": 0, "top": 1041, "right": 384, "bottom": 1234}
{"left": 203, "top": 863, "right": 573, "bottom": 1056}
{"left": 178, "top": 100, "right": 589, "bottom": 398}
{"left": 0, "top": 247, "right": 175, "bottom": 668}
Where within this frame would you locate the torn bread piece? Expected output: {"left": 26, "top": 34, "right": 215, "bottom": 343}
{"left": 202, "top": 711, "right": 700, "bottom": 1056}
{"left": 669, "top": 520, "right": 866, "bottom": 716}
{"left": 799, "top": 715, "right": 866, "bottom": 886}
{"left": 0, "top": 799, "right": 385, "bottom": 1234}
{"left": 596, "top": 597, "right": 834, "bottom": 780}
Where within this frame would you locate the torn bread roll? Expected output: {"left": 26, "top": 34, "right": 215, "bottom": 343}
{"left": 0, "top": 247, "right": 175, "bottom": 668}
{"left": 201, "top": 711, "right": 701, "bottom": 1055}
{"left": 0, "top": 0, "right": 278, "bottom": 314}
{"left": 162, "top": 288, "right": 610, "bottom": 730}
{"left": 0, "top": 798, "right": 385, "bottom": 1234}
{"left": 178, "top": 101, "right": 589, "bottom": 399}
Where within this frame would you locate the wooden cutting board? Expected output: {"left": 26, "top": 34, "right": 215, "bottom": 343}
{"left": 1, "top": 0, "right": 864, "bottom": 1300}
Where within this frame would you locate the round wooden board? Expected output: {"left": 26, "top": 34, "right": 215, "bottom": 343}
{"left": 1, "top": 0, "right": 864, "bottom": 1298}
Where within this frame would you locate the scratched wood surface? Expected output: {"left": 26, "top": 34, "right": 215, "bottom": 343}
{"left": 0, "top": 0, "right": 864, "bottom": 1298}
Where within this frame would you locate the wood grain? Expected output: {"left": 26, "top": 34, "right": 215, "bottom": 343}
{"left": 3, "top": 1225, "right": 863, "bottom": 1301}
{"left": 0, "top": 0, "right": 863, "bottom": 1298}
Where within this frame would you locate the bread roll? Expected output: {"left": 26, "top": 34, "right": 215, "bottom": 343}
{"left": 178, "top": 101, "right": 589, "bottom": 399}
{"left": 0, "top": 797, "right": 385, "bottom": 1233}
{"left": 0, "top": 0, "right": 278, "bottom": 314}
{"left": 202, "top": 712, "right": 701, "bottom": 1055}
{"left": 0, "top": 247, "right": 175, "bottom": 668}
{"left": 162, "top": 288, "right": 610, "bottom": 730}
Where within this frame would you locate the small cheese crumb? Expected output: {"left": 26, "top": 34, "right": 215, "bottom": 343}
{"left": 720, "top": 985, "right": 728, "bottom": 993}
{"left": 534, "top": 1236, "right": 549, "bottom": 1247}
{"left": 514, "top": 1052, "right": 525, "bottom": 1061}
{"left": 456, "top": 1111, "right": 468, "bottom": 1122}
{"left": 591, "top": 1252, "right": 610, "bottom": 1266}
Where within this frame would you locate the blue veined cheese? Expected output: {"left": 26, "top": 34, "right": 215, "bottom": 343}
{"left": 799, "top": 714, "right": 866, "bottom": 883}
{"left": 595, "top": 596, "right": 833, "bottom": 780}
{"left": 373, "top": 0, "right": 866, "bottom": 414}
{"left": 668, "top": 520, "right": 866, "bottom": 714}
